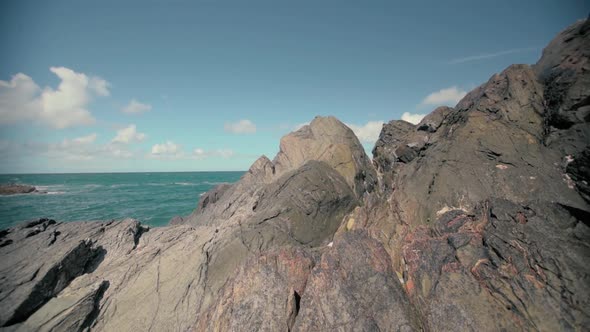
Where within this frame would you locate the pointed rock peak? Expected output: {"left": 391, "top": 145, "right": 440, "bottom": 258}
{"left": 243, "top": 155, "right": 275, "bottom": 183}
{"left": 533, "top": 18, "right": 589, "bottom": 136}
{"left": 273, "top": 115, "right": 377, "bottom": 197}
{"left": 309, "top": 115, "right": 355, "bottom": 134}
{"left": 416, "top": 106, "right": 453, "bottom": 133}
{"left": 534, "top": 18, "right": 590, "bottom": 79}
{"left": 290, "top": 116, "right": 357, "bottom": 140}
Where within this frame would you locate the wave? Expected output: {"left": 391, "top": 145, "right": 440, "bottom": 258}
{"left": 110, "top": 184, "right": 138, "bottom": 188}
{"left": 174, "top": 182, "right": 198, "bottom": 186}
{"left": 35, "top": 185, "right": 65, "bottom": 191}
{"left": 46, "top": 191, "right": 65, "bottom": 195}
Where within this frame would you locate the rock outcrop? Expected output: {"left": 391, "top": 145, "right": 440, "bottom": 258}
{"left": 0, "top": 184, "right": 39, "bottom": 195}
{"left": 0, "top": 18, "right": 589, "bottom": 332}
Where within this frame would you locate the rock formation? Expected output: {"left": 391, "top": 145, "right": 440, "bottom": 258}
{"left": 0, "top": 18, "right": 588, "bottom": 331}
{"left": 0, "top": 184, "right": 41, "bottom": 195}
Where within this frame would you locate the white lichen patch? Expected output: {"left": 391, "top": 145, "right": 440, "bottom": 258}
{"left": 436, "top": 205, "right": 467, "bottom": 216}
{"left": 563, "top": 173, "right": 575, "bottom": 189}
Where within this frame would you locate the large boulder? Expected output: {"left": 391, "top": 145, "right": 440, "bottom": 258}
{"left": 377, "top": 62, "right": 588, "bottom": 229}
{"left": 273, "top": 116, "right": 378, "bottom": 196}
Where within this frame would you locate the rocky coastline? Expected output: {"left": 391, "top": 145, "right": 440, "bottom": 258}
{"left": 0, "top": 19, "right": 588, "bottom": 331}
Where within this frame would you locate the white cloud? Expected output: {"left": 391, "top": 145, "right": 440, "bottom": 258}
{"left": 121, "top": 99, "right": 151, "bottom": 114}
{"left": 193, "top": 148, "right": 234, "bottom": 159}
{"left": 420, "top": 86, "right": 467, "bottom": 107}
{"left": 0, "top": 73, "right": 41, "bottom": 124}
{"left": 346, "top": 121, "right": 384, "bottom": 144}
{"left": 88, "top": 76, "right": 110, "bottom": 96}
{"left": 401, "top": 112, "right": 427, "bottom": 125}
{"left": 151, "top": 141, "right": 181, "bottom": 156}
{"left": 0, "top": 67, "right": 110, "bottom": 129}
{"left": 112, "top": 124, "right": 146, "bottom": 144}
{"left": 72, "top": 133, "right": 97, "bottom": 145}
{"left": 224, "top": 119, "right": 256, "bottom": 134}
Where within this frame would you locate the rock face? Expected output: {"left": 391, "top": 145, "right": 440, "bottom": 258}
{"left": 0, "top": 184, "right": 38, "bottom": 195}
{"left": 0, "top": 19, "right": 589, "bottom": 332}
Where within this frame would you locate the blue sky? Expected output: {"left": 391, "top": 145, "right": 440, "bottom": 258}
{"left": 0, "top": 0, "right": 587, "bottom": 173}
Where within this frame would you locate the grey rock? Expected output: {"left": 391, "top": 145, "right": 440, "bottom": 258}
{"left": 400, "top": 199, "right": 590, "bottom": 331}
{"left": 194, "top": 247, "right": 314, "bottom": 332}
{"left": 292, "top": 230, "right": 422, "bottom": 331}
{"left": 380, "top": 62, "right": 588, "bottom": 230}
{"left": 1, "top": 18, "right": 589, "bottom": 332}
{"left": 372, "top": 119, "right": 416, "bottom": 173}
{"left": 417, "top": 106, "right": 453, "bottom": 133}
{"left": 567, "top": 147, "right": 590, "bottom": 203}
{"left": 0, "top": 184, "right": 38, "bottom": 195}
{"left": 273, "top": 116, "right": 378, "bottom": 197}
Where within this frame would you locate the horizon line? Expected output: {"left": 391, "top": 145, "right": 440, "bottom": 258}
{"left": 0, "top": 170, "right": 247, "bottom": 176}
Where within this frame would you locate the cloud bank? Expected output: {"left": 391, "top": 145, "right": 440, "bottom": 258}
{"left": 112, "top": 124, "right": 147, "bottom": 144}
{"left": 0, "top": 67, "right": 110, "bottom": 129}
{"left": 420, "top": 86, "right": 467, "bottom": 107}
{"left": 121, "top": 99, "right": 151, "bottom": 114}
{"left": 346, "top": 121, "right": 384, "bottom": 144}
{"left": 224, "top": 119, "right": 256, "bottom": 134}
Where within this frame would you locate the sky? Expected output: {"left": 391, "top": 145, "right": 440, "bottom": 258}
{"left": 0, "top": 0, "right": 587, "bottom": 173}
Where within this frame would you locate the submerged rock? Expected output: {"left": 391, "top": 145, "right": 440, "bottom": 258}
{"left": 0, "top": 184, "right": 38, "bottom": 195}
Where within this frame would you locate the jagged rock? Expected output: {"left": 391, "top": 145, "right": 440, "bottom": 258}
{"left": 292, "top": 230, "right": 422, "bottom": 331}
{"left": 17, "top": 280, "right": 109, "bottom": 332}
{"left": 417, "top": 106, "right": 453, "bottom": 133}
{"left": 349, "top": 18, "right": 590, "bottom": 332}
{"left": 534, "top": 18, "right": 590, "bottom": 144}
{"left": 194, "top": 247, "right": 314, "bottom": 332}
{"left": 381, "top": 62, "right": 588, "bottom": 229}
{"left": 1, "top": 115, "right": 374, "bottom": 331}
{"left": 197, "top": 183, "right": 233, "bottom": 211}
{"left": 0, "top": 184, "right": 37, "bottom": 195}
{"left": 0, "top": 18, "right": 589, "bottom": 332}
{"left": 400, "top": 199, "right": 590, "bottom": 331}
{"left": 372, "top": 119, "right": 415, "bottom": 173}
{"left": 181, "top": 117, "right": 372, "bottom": 229}
{"left": 0, "top": 220, "right": 103, "bottom": 326}
{"left": 534, "top": 18, "right": 590, "bottom": 159}
{"left": 273, "top": 116, "right": 378, "bottom": 196}
{"left": 372, "top": 107, "right": 454, "bottom": 178}
{"left": 250, "top": 161, "right": 358, "bottom": 246}
{"left": 567, "top": 147, "right": 590, "bottom": 203}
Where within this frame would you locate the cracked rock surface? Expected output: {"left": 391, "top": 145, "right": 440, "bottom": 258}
{"left": 0, "top": 18, "right": 589, "bottom": 332}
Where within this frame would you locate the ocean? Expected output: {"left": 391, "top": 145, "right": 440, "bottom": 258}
{"left": 0, "top": 172, "right": 244, "bottom": 230}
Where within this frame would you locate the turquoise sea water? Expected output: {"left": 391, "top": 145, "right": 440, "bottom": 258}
{"left": 0, "top": 172, "right": 243, "bottom": 229}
